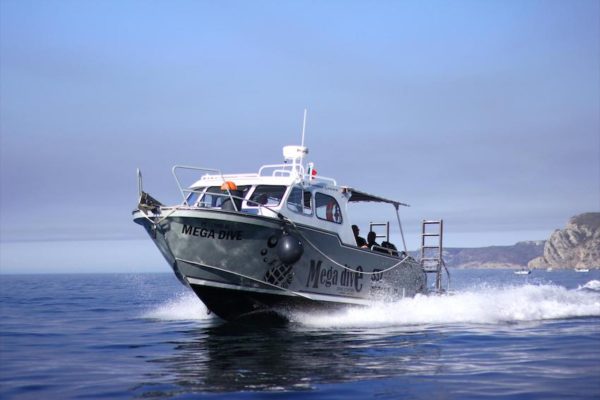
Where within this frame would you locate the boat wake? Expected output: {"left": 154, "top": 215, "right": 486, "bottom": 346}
{"left": 290, "top": 282, "right": 600, "bottom": 328}
{"left": 578, "top": 279, "right": 600, "bottom": 292}
{"left": 142, "top": 290, "right": 211, "bottom": 321}
{"left": 140, "top": 281, "right": 600, "bottom": 326}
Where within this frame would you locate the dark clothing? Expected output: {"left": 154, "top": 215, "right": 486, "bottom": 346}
{"left": 381, "top": 241, "right": 399, "bottom": 256}
{"left": 367, "top": 240, "right": 380, "bottom": 249}
{"left": 371, "top": 242, "right": 390, "bottom": 254}
{"left": 366, "top": 231, "right": 378, "bottom": 249}
{"left": 381, "top": 241, "right": 397, "bottom": 251}
{"left": 355, "top": 235, "right": 367, "bottom": 247}
{"left": 221, "top": 190, "right": 243, "bottom": 211}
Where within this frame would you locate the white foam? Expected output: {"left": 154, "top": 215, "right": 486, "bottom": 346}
{"left": 578, "top": 280, "right": 600, "bottom": 291}
{"left": 291, "top": 283, "right": 600, "bottom": 328}
{"left": 143, "top": 290, "right": 212, "bottom": 321}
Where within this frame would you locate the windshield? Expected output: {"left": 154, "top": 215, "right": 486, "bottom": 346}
{"left": 186, "top": 187, "right": 205, "bottom": 206}
{"left": 287, "top": 186, "right": 313, "bottom": 215}
{"left": 248, "top": 185, "right": 287, "bottom": 207}
{"left": 196, "top": 185, "right": 250, "bottom": 208}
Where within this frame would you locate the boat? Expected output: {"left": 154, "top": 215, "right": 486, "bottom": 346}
{"left": 514, "top": 269, "right": 531, "bottom": 275}
{"left": 575, "top": 268, "right": 590, "bottom": 273}
{"left": 133, "top": 142, "right": 444, "bottom": 322}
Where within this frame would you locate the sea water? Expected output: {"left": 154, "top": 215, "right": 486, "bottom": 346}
{"left": 0, "top": 269, "right": 599, "bottom": 399}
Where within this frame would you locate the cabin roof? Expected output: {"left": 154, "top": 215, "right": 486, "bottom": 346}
{"left": 343, "top": 187, "right": 409, "bottom": 208}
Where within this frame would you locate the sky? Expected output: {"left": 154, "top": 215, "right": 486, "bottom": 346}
{"left": 1, "top": 0, "right": 599, "bottom": 273}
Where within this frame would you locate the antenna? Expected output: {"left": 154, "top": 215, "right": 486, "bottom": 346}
{"left": 299, "top": 108, "right": 308, "bottom": 171}
{"left": 301, "top": 108, "right": 307, "bottom": 148}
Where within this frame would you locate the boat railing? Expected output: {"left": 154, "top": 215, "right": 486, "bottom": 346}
{"left": 183, "top": 190, "right": 281, "bottom": 217}
{"left": 170, "top": 165, "right": 281, "bottom": 216}
{"left": 258, "top": 163, "right": 337, "bottom": 186}
{"left": 200, "top": 173, "right": 259, "bottom": 181}
{"left": 259, "top": 163, "right": 305, "bottom": 178}
{"left": 173, "top": 164, "right": 339, "bottom": 208}
{"left": 172, "top": 165, "right": 236, "bottom": 207}
{"left": 301, "top": 173, "right": 337, "bottom": 186}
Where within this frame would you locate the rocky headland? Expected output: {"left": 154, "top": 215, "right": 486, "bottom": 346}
{"left": 528, "top": 212, "right": 600, "bottom": 270}
{"left": 438, "top": 241, "right": 545, "bottom": 269}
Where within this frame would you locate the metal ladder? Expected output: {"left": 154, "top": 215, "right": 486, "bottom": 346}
{"left": 420, "top": 220, "right": 448, "bottom": 292}
{"left": 369, "top": 221, "right": 390, "bottom": 243}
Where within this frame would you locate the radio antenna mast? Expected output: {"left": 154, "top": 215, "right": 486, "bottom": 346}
{"left": 300, "top": 108, "right": 308, "bottom": 168}
{"left": 301, "top": 108, "right": 307, "bottom": 148}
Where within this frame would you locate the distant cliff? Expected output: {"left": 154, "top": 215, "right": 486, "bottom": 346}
{"left": 440, "top": 241, "right": 545, "bottom": 269}
{"left": 528, "top": 213, "right": 600, "bottom": 269}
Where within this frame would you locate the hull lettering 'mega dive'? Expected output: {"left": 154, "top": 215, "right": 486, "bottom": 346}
{"left": 181, "top": 224, "right": 243, "bottom": 241}
{"left": 305, "top": 260, "right": 364, "bottom": 292}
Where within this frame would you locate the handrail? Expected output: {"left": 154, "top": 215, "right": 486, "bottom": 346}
{"left": 258, "top": 163, "right": 305, "bottom": 177}
{"left": 442, "top": 259, "right": 451, "bottom": 292}
{"left": 136, "top": 168, "right": 143, "bottom": 202}
{"left": 172, "top": 165, "right": 238, "bottom": 209}
{"left": 301, "top": 173, "right": 337, "bottom": 186}
{"left": 200, "top": 173, "right": 259, "bottom": 181}
{"left": 177, "top": 190, "right": 283, "bottom": 218}
{"left": 257, "top": 163, "right": 338, "bottom": 186}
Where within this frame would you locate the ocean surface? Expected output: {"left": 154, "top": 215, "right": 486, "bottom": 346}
{"left": 1, "top": 269, "right": 599, "bottom": 399}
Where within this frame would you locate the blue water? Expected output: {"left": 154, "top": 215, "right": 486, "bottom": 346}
{"left": 1, "top": 270, "right": 599, "bottom": 399}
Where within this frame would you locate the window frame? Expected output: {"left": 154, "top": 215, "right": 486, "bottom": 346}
{"left": 315, "top": 192, "right": 343, "bottom": 224}
{"left": 200, "top": 186, "right": 225, "bottom": 208}
{"left": 185, "top": 187, "right": 206, "bottom": 206}
{"left": 196, "top": 185, "right": 251, "bottom": 208}
{"left": 247, "top": 185, "right": 288, "bottom": 208}
{"left": 286, "top": 186, "right": 314, "bottom": 216}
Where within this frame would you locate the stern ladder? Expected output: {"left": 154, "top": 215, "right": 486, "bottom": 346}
{"left": 420, "top": 220, "right": 449, "bottom": 292}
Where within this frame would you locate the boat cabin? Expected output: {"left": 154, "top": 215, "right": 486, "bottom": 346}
{"left": 172, "top": 146, "right": 408, "bottom": 250}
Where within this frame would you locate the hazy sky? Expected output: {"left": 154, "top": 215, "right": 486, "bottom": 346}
{"left": 1, "top": 0, "right": 599, "bottom": 272}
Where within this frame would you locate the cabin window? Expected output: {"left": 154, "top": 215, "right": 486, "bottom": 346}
{"left": 200, "top": 186, "right": 225, "bottom": 208}
{"left": 248, "top": 185, "right": 287, "bottom": 207}
{"left": 186, "top": 187, "right": 205, "bottom": 206}
{"left": 287, "top": 187, "right": 302, "bottom": 213}
{"left": 315, "top": 193, "right": 343, "bottom": 224}
{"left": 198, "top": 185, "right": 251, "bottom": 208}
{"left": 287, "top": 186, "right": 313, "bottom": 215}
{"left": 303, "top": 191, "right": 313, "bottom": 215}
{"left": 232, "top": 185, "right": 251, "bottom": 200}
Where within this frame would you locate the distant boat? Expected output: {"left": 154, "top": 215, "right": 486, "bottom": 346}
{"left": 546, "top": 267, "right": 553, "bottom": 272}
{"left": 575, "top": 268, "right": 590, "bottom": 273}
{"left": 514, "top": 269, "right": 531, "bottom": 275}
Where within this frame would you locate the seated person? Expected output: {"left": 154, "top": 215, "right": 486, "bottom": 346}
{"left": 255, "top": 193, "right": 269, "bottom": 206}
{"left": 366, "top": 231, "right": 380, "bottom": 250}
{"left": 352, "top": 225, "right": 367, "bottom": 247}
{"left": 381, "top": 241, "right": 399, "bottom": 256}
{"left": 368, "top": 232, "right": 392, "bottom": 254}
{"left": 220, "top": 181, "right": 242, "bottom": 211}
